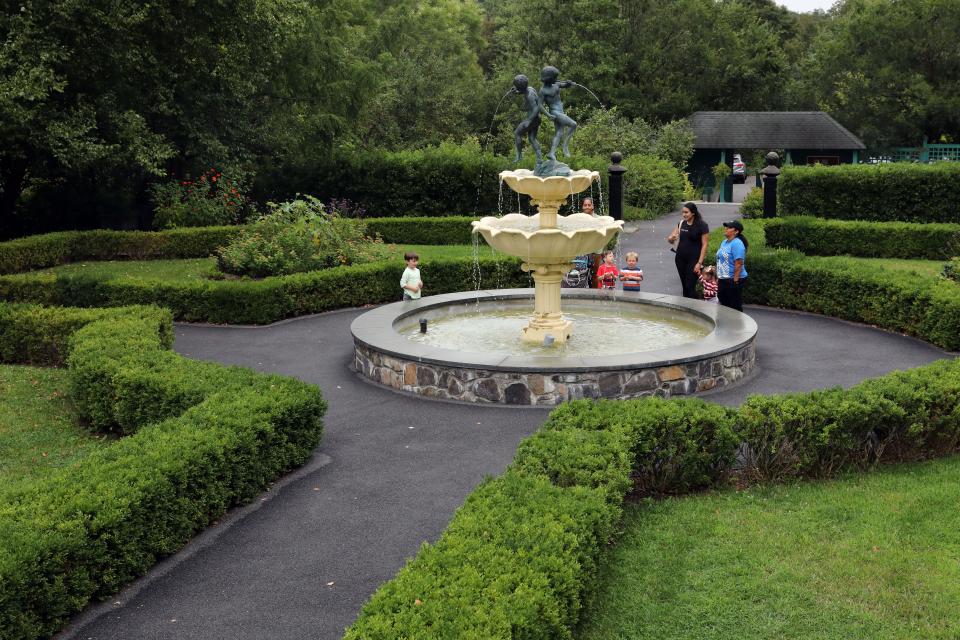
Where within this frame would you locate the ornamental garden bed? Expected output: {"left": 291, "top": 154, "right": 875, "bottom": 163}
{"left": 0, "top": 303, "right": 326, "bottom": 639}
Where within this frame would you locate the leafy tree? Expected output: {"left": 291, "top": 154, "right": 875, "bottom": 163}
{"left": 0, "top": 0, "right": 371, "bottom": 235}
{"left": 348, "top": 0, "right": 487, "bottom": 149}
{"left": 794, "top": 0, "right": 960, "bottom": 148}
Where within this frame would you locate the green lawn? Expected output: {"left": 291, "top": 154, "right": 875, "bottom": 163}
{"left": 0, "top": 364, "right": 109, "bottom": 485}
{"left": 26, "top": 244, "right": 481, "bottom": 282}
{"left": 579, "top": 456, "right": 960, "bottom": 640}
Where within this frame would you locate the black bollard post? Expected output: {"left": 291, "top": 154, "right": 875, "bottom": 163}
{"left": 607, "top": 151, "right": 627, "bottom": 221}
{"left": 759, "top": 151, "right": 781, "bottom": 219}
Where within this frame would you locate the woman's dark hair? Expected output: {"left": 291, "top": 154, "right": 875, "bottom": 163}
{"left": 738, "top": 233, "right": 749, "bottom": 251}
{"left": 682, "top": 201, "right": 702, "bottom": 224}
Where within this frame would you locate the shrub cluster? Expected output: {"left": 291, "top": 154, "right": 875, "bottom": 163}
{"left": 0, "top": 303, "right": 325, "bottom": 639}
{"left": 621, "top": 154, "right": 684, "bottom": 217}
{"left": 215, "top": 195, "right": 389, "bottom": 277}
{"left": 779, "top": 163, "right": 960, "bottom": 222}
{"left": 744, "top": 248, "right": 960, "bottom": 351}
{"left": 346, "top": 358, "right": 960, "bottom": 637}
{"left": 764, "top": 216, "right": 960, "bottom": 260}
{"left": 151, "top": 168, "right": 253, "bottom": 229}
{"left": 739, "top": 186, "right": 764, "bottom": 218}
{"left": 0, "top": 227, "right": 242, "bottom": 275}
{"left": 0, "top": 256, "right": 527, "bottom": 324}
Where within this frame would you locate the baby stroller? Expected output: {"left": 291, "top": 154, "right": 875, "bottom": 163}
{"left": 562, "top": 255, "right": 591, "bottom": 288}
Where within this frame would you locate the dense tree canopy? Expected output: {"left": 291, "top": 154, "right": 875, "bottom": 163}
{"left": 793, "top": 0, "right": 960, "bottom": 148}
{"left": 1, "top": 0, "right": 957, "bottom": 235}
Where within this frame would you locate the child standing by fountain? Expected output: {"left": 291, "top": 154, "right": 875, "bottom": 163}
{"left": 400, "top": 252, "right": 423, "bottom": 300}
{"left": 699, "top": 265, "right": 719, "bottom": 304}
{"left": 620, "top": 252, "right": 644, "bottom": 291}
{"left": 596, "top": 250, "right": 619, "bottom": 289}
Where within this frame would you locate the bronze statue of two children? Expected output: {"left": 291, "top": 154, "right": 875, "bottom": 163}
{"left": 512, "top": 66, "right": 578, "bottom": 176}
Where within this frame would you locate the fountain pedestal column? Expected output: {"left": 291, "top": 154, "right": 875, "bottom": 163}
{"left": 521, "top": 262, "right": 573, "bottom": 343}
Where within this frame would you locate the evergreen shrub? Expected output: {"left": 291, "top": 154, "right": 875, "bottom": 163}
{"left": 779, "top": 163, "right": 960, "bottom": 222}
{"left": 364, "top": 216, "right": 478, "bottom": 245}
{"left": 764, "top": 216, "right": 960, "bottom": 259}
{"left": 621, "top": 155, "right": 684, "bottom": 217}
{"left": 0, "top": 257, "right": 527, "bottom": 324}
{"left": 744, "top": 248, "right": 960, "bottom": 350}
{"left": 0, "top": 227, "right": 242, "bottom": 275}
{"left": 345, "top": 359, "right": 960, "bottom": 638}
{"left": 215, "top": 196, "right": 388, "bottom": 277}
{"left": 739, "top": 186, "right": 764, "bottom": 218}
{"left": 254, "top": 144, "right": 684, "bottom": 218}
{"left": 0, "top": 302, "right": 325, "bottom": 639}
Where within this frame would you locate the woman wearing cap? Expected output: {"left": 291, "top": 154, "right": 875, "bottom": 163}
{"left": 666, "top": 202, "right": 710, "bottom": 299}
{"left": 716, "top": 220, "right": 748, "bottom": 311}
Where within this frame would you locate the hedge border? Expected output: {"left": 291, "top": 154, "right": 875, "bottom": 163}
{"left": 344, "top": 358, "right": 960, "bottom": 637}
{"left": 779, "top": 163, "right": 960, "bottom": 223}
{"left": 0, "top": 303, "right": 326, "bottom": 639}
{"left": 742, "top": 247, "right": 960, "bottom": 351}
{"left": 764, "top": 216, "right": 960, "bottom": 260}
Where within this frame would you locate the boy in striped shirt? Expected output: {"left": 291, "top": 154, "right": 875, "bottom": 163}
{"left": 619, "top": 251, "right": 644, "bottom": 291}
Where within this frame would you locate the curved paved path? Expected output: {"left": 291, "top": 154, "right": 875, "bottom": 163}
{"left": 62, "top": 205, "right": 952, "bottom": 640}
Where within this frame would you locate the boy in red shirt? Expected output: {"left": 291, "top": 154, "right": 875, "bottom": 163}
{"left": 596, "top": 250, "right": 619, "bottom": 289}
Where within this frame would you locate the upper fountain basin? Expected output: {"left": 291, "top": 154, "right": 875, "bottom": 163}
{"left": 472, "top": 213, "right": 623, "bottom": 263}
{"left": 500, "top": 169, "right": 599, "bottom": 202}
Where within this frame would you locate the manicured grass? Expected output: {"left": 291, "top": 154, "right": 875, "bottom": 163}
{"left": 29, "top": 257, "right": 218, "bottom": 281}
{"left": 579, "top": 456, "right": 960, "bottom": 640}
{"left": 25, "top": 244, "right": 483, "bottom": 282}
{"left": 0, "top": 364, "right": 108, "bottom": 485}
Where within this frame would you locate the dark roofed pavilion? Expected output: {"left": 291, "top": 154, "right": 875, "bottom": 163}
{"left": 686, "top": 111, "right": 866, "bottom": 202}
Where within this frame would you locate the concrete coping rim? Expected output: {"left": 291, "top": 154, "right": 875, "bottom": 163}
{"left": 350, "top": 289, "right": 758, "bottom": 373}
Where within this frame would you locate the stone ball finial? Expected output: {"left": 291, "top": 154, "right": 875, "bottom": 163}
{"left": 611, "top": 151, "right": 623, "bottom": 164}
{"left": 765, "top": 151, "right": 780, "bottom": 166}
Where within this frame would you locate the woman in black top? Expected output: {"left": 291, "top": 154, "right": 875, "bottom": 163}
{"left": 666, "top": 202, "right": 710, "bottom": 299}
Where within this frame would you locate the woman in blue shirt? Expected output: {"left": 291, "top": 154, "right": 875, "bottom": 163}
{"left": 716, "top": 220, "right": 748, "bottom": 311}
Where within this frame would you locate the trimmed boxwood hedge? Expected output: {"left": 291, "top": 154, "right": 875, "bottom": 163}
{"left": 0, "top": 227, "right": 243, "bottom": 275}
{"left": 345, "top": 359, "right": 960, "bottom": 638}
{"left": 365, "top": 216, "right": 479, "bottom": 245}
{"left": 779, "top": 163, "right": 960, "bottom": 223}
{"left": 0, "top": 256, "right": 527, "bottom": 324}
{"left": 743, "top": 248, "right": 960, "bottom": 351}
{"left": 254, "top": 146, "right": 684, "bottom": 219}
{"left": 764, "top": 216, "right": 960, "bottom": 259}
{"left": 0, "top": 303, "right": 326, "bottom": 639}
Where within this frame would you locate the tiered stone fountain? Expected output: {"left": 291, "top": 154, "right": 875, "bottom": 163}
{"left": 350, "top": 163, "right": 757, "bottom": 404}
{"left": 472, "top": 169, "right": 623, "bottom": 343}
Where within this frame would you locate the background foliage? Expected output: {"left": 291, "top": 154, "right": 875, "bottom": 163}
{"left": 1, "top": 0, "right": 958, "bottom": 238}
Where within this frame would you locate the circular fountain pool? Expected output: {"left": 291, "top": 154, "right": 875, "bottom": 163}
{"left": 351, "top": 289, "right": 758, "bottom": 405}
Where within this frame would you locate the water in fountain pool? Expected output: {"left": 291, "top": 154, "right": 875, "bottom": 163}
{"left": 400, "top": 301, "right": 709, "bottom": 357}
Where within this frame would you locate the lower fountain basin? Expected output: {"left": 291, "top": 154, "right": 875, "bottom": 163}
{"left": 351, "top": 289, "right": 758, "bottom": 405}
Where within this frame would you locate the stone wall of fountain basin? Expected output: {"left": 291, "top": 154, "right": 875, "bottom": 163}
{"left": 350, "top": 290, "right": 758, "bottom": 405}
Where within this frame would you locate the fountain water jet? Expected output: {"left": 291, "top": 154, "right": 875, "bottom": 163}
{"left": 472, "top": 168, "right": 623, "bottom": 343}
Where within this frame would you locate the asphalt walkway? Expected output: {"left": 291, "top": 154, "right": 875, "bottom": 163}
{"left": 61, "top": 204, "right": 952, "bottom": 640}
